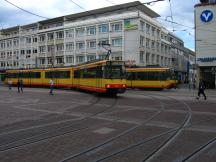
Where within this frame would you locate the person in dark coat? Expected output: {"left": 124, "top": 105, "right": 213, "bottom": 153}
{"left": 196, "top": 81, "right": 207, "bottom": 100}
{"left": 17, "top": 80, "right": 21, "bottom": 93}
{"left": 20, "top": 79, "right": 23, "bottom": 92}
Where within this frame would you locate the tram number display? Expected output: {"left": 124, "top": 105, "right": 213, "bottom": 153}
{"left": 106, "top": 61, "right": 124, "bottom": 66}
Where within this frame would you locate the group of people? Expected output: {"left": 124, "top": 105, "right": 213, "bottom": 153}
{"left": 8, "top": 79, "right": 23, "bottom": 93}
{"left": 7, "top": 79, "right": 207, "bottom": 99}
{"left": 8, "top": 79, "right": 54, "bottom": 95}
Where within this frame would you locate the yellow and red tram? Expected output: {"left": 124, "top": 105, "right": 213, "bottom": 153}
{"left": 5, "top": 60, "right": 126, "bottom": 95}
{"left": 126, "top": 67, "right": 177, "bottom": 90}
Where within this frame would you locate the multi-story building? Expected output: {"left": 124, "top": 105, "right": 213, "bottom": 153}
{"left": 0, "top": 1, "right": 193, "bottom": 83}
{"left": 195, "top": 0, "right": 216, "bottom": 88}
{"left": 169, "top": 32, "right": 196, "bottom": 83}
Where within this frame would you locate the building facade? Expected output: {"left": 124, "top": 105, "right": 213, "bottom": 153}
{"left": 0, "top": 1, "right": 194, "bottom": 83}
{"left": 195, "top": 0, "right": 216, "bottom": 88}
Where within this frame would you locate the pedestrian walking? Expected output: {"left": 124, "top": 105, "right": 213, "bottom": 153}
{"left": 8, "top": 80, "right": 12, "bottom": 90}
{"left": 49, "top": 79, "right": 54, "bottom": 95}
{"left": 196, "top": 81, "right": 207, "bottom": 100}
{"left": 17, "top": 79, "right": 21, "bottom": 93}
{"left": 20, "top": 79, "right": 23, "bottom": 92}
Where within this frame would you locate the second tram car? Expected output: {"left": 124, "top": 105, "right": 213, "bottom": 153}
{"left": 5, "top": 60, "right": 126, "bottom": 95}
{"left": 126, "top": 67, "right": 177, "bottom": 90}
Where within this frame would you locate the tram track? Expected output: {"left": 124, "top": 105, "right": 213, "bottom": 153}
{"left": 182, "top": 137, "right": 216, "bottom": 161}
{"left": 57, "top": 93, "right": 166, "bottom": 162}
{"left": 0, "top": 95, "right": 119, "bottom": 152}
{"left": 56, "top": 91, "right": 193, "bottom": 162}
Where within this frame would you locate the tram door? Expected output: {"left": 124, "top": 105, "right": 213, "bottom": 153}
{"left": 126, "top": 72, "right": 133, "bottom": 88}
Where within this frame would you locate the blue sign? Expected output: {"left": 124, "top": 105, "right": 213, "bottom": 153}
{"left": 197, "top": 57, "right": 216, "bottom": 62}
{"left": 200, "top": 10, "right": 213, "bottom": 23}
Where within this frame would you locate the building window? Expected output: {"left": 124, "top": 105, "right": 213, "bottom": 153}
{"left": 151, "top": 54, "right": 155, "bottom": 64}
{"left": 146, "top": 24, "right": 150, "bottom": 35}
{"left": 140, "top": 51, "right": 144, "bottom": 63}
{"left": 151, "top": 41, "right": 155, "bottom": 50}
{"left": 140, "top": 36, "right": 145, "bottom": 47}
{"left": 157, "top": 29, "right": 160, "bottom": 39}
{"left": 146, "top": 38, "right": 150, "bottom": 48}
{"left": 66, "top": 43, "right": 74, "bottom": 51}
{"left": 39, "top": 34, "right": 45, "bottom": 42}
{"left": 99, "top": 24, "right": 109, "bottom": 33}
{"left": 156, "top": 55, "right": 160, "bottom": 64}
{"left": 161, "top": 56, "right": 163, "bottom": 65}
{"left": 140, "top": 21, "right": 145, "bottom": 31}
{"left": 156, "top": 42, "right": 160, "bottom": 52}
{"left": 87, "top": 55, "right": 96, "bottom": 61}
{"left": 26, "top": 37, "right": 31, "bottom": 43}
{"left": 56, "top": 57, "right": 63, "bottom": 64}
{"left": 87, "top": 40, "right": 96, "bottom": 49}
{"left": 111, "top": 23, "right": 122, "bottom": 32}
{"left": 65, "top": 29, "right": 74, "bottom": 38}
{"left": 13, "top": 39, "right": 19, "bottom": 46}
{"left": 33, "top": 49, "right": 37, "bottom": 54}
{"left": 76, "top": 28, "right": 85, "bottom": 37}
{"left": 66, "top": 56, "right": 74, "bottom": 63}
{"left": 76, "top": 42, "right": 85, "bottom": 50}
{"left": 87, "top": 26, "right": 96, "bottom": 35}
{"left": 56, "top": 31, "right": 64, "bottom": 39}
{"left": 39, "top": 58, "right": 45, "bottom": 65}
{"left": 47, "top": 33, "right": 54, "bottom": 40}
{"left": 39, "top": 46, "right": 46, "bottom": 53}
{"left": 26, "top": 50, "right": 31, "bottom": 54}
{"left": 98, "top": 54, "right": 106, "bottom": 60}
{"left": 47, "top": 45, "right": 54, "bottom": 53}
{"left": 33, "top": 37, "right": 37, "bottom": 43}
{"left": 99, "top": 39, "right": 109, "bottom": 45}
{"left": 56, "top": 44, "right": 64, "bottom": 51}
{"left": 21, "top": 50, "right": 25, "bottom": 55}
{"left": 152, "top": 27, "right": 155, "bottom": 37}
{"left": 112, "top": 38, "right": 122, "bottom": 46}
{"left": 76, "top": 56, "right": 84, "bottom": 63}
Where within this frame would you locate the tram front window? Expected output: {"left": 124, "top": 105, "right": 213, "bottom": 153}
{"left": 104, "top": 65, "right": 125, "bottom": 79}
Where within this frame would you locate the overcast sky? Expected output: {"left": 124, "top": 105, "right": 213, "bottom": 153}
{"left": 0, "top": 0, "right": 200, "bottom": 50}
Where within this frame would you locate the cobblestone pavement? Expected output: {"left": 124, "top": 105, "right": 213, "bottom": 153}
{"left": 0, "top": 85, "right": 215, "bottom": 162}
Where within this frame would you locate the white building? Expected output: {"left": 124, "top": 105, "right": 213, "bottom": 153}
{"left": 195, "top": 0, "right": 216, "bottom": 88}
{"left": 0, "top": 1, "right": 193, "bottom": 83}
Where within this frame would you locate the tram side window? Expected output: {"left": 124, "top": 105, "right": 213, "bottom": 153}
{"left": 148, "top": 72, "right": 160, "bottom": 80}
{"left": 136, "top": 72, "right": 148, "bottom": 80}
{"left": 29, "top": 72, "right": 41, "bottom": 78}
{"left": 45, "top": 72, "right": 54, "bottom": 78}
{"left": 126, "top": 72, "right": 134, "bottom": 80}
{"left": 161, "top": 71, "right": 168, "bottom": 80}
{"left": 96, "top": 66, "right": 103, "bottom": 78}
{"left": 83, "top": 67, "right": 97, "bottom": 78}
{"left": 74, "top": 70, "right": 80, "bottom": 78}
{"left": 57, "top": 71, "right": 70, "bottom": 78}
{"left": 45, "top": 71, "right": 70, "bottom": 78}
{"left": 18, "top": 72, "right": 29, "bottom": 78}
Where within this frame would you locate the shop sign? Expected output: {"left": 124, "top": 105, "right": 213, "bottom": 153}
{"left": 197, "top": 57, "right": 216, "bottom": 62}
{"left": 200, "top": 10, "right": 213, "bottom": 23}
{"left": 124, "top": 19, "right": 138, "bottom": 30}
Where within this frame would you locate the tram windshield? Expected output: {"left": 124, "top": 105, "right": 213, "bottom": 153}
{"left": 104, "top": 61, "right": 125, "bottom": 79}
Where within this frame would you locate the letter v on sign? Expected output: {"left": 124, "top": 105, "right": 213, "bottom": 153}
{"left": 200, "top": 10, "right": 213, "bottom": 23}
